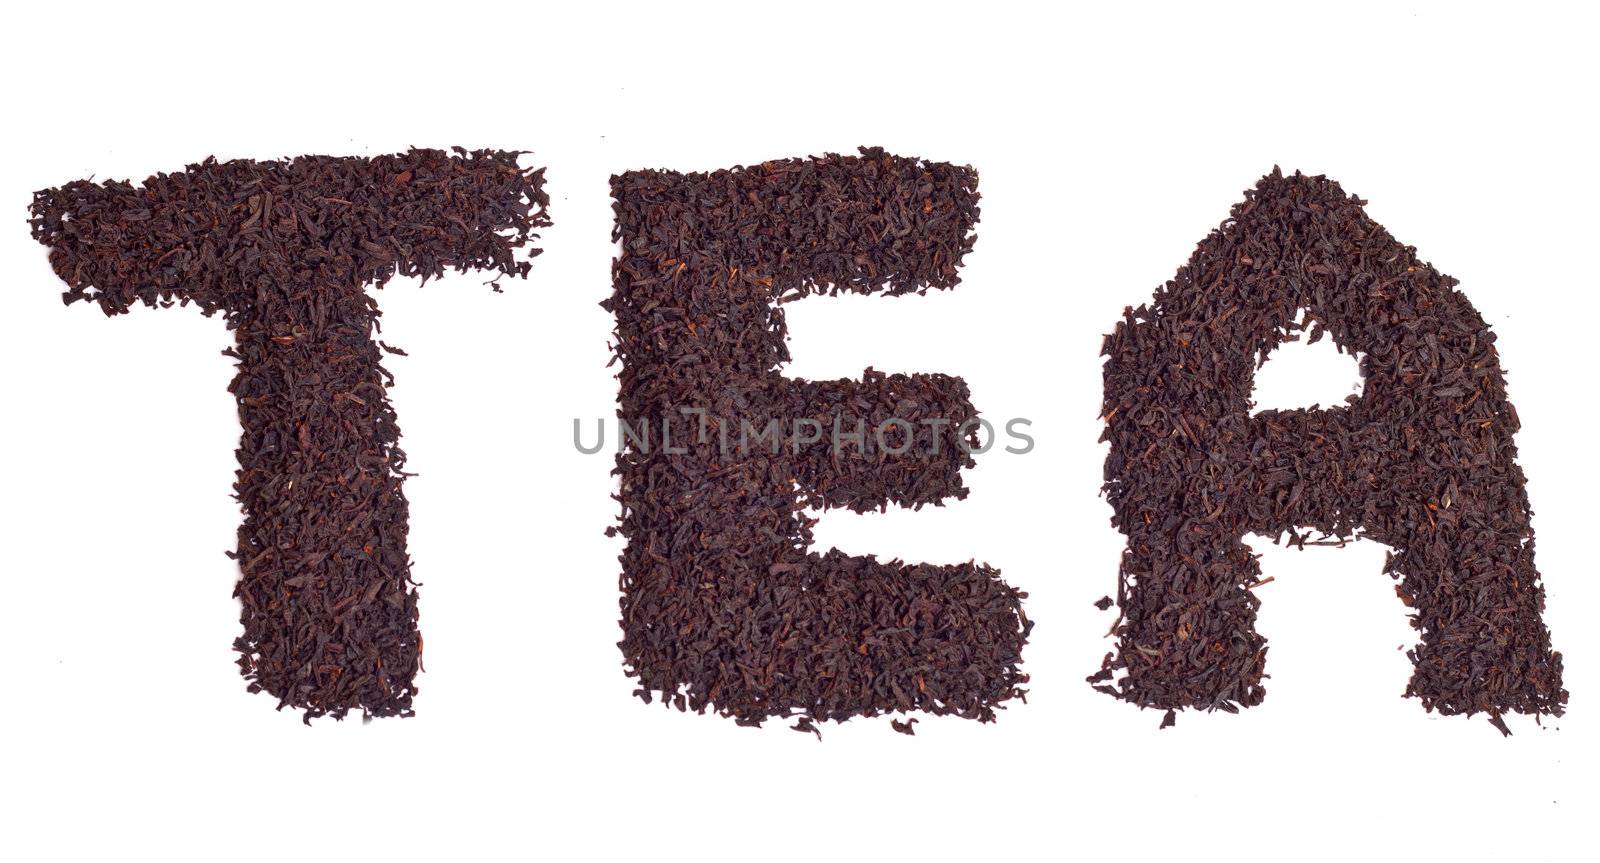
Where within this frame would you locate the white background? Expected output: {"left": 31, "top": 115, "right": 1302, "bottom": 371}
{"left": 1, "top": 2, "right": 1595, "bottom": 860}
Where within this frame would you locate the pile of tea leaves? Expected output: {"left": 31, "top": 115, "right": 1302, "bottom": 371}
{"left": 1090, "top": 168, "right": 1565, "bottom": 733}
{"left": 29, "top": 148, "right": 551, "bottom": 720}
{"left": 605, "top": 147, "right": 1030, "bottom": 734}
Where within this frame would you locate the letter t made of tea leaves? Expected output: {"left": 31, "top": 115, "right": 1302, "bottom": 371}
{"left": 28, "top": 149, "right": 550, "bottom": 720}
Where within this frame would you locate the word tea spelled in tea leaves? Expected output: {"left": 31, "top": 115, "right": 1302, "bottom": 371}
{"left": 605, "top": 147, "right": 1030, "bottom": 734}
{"left": 29, "top": 148, "right": 551, "bottom": 720}
{"left": 1090, "top": 168, "right": 1565, "bottom": 734}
